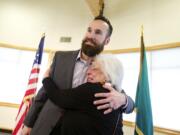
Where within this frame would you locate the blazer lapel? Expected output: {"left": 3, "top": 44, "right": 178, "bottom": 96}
{"left": 53, "top": 50, "right": 80, "bottom": 89}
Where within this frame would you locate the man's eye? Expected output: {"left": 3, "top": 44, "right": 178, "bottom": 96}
{"left": 87, "top": 28, "right": 91, "bottom": 33}
{"left": 95, "top": 30, "right": 102, "bottom": 35}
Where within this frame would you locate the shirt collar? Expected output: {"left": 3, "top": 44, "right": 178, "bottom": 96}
{"left": 76, "top": 50, "right": 81, "bottom": 61}
{"left": 76, "top": 50, "right": 92, "bottom": 65}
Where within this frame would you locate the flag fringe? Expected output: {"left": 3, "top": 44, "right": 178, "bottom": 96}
{"left": 135, "top": 125, "right": 144, "bottom": 135}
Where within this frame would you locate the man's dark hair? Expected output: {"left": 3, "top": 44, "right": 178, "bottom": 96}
{"left": 94, "top": 16, "right": 113, "bottom": 37}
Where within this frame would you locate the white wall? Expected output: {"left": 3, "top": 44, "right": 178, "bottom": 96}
{"left": 106, "top": 0, "right": 180, "bottom": 50}
{"left": 0, "top": 106, "right": 17, "bottom": 130}
{"left": 0, "top": 0, "right": 92, "bottom": 50}
{"left": 1, "top": 0, "right": 180, "bottom": 50}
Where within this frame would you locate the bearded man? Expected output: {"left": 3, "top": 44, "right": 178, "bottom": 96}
{"left": 22, "top": 16, "right": 134, "bottom": 135}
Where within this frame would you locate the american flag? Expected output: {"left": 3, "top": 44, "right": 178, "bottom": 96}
{"left": 12, "top": 34, "right": 45, "bottom": 135}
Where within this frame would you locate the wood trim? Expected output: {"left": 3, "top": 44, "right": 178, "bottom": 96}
{"left": 123, "top": 120, "right": 180, "bottom": 135}
{"left": 0, "top": 126, "right": 12, "bottom": 133}
{"left": 104, "top": 42, "right": 180, "bottom": 54}
{"left": 0, "top": 42, "right": 53, "bottom": 53}
{"left": 0, "top": 101, "right": 19, "bottom": 108}
{"left": 154, "top": 127, "right": 180, "bottom": 135}
{"left": 1, "top": 41, "right": 180, "bottom": 54}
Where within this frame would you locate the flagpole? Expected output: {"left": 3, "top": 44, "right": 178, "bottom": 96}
{"left": 141, "top": 25, "right": 143, "bottom": 36}
{"left": 134, "top": 27, "right": 153, "bottom": 135}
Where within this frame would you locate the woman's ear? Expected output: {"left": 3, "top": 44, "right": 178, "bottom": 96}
{"left": 100, "top": 79, "right": 106, "bottom": 85}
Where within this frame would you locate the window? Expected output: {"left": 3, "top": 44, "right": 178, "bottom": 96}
{"left": 116, "top": 47, "right": 180, "bottom": 130}
{"left": 0, "top": 47, "right": 49, "bottom": 104}
{"left": 0, "top": 46, "right": 179, "bottom": 130}
{"left": 151, "top": 48, "right": 180, "bottom": 130}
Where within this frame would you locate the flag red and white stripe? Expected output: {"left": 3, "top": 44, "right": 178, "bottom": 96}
{"left": 12, "top": 35, "right": 45, "bottom": 135}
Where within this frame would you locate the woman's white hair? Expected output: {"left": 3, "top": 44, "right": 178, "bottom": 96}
{"left": 95, "top": 54, "right": 124, "bottom": 92}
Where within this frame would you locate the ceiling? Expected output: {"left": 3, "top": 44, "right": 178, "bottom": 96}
{"left": 86, "top": 0, "right": 135, "bottom": 18}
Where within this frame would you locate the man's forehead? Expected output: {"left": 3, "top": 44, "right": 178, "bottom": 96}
{"left": 88, "top": 20, "right": 109, "bottom": 30}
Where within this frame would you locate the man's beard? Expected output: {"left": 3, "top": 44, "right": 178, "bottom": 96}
{"left": 81, "top": 38, "right": 105, "bottom": 57}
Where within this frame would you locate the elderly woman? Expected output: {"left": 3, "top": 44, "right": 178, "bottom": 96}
{"left": 43, "top": 54, "right": 134, "bottom": 135}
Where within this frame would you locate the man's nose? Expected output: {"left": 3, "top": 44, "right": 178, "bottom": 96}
{"left": 87, "top": 70, "right": 90, "bottom": 75}
{"left": 87, "top": 69, "right": 92, "bottom": 75}
{"left": 87, "top": 32, "right": 95, "bottom": 39}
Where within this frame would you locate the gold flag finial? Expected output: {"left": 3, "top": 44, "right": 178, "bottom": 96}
{"left": 99, "top": 0, "right": 104, "bottom": 16}
{"left": 42, "top": 33, "right": 45, "bottom": 37}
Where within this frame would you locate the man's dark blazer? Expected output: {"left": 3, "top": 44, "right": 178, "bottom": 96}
{"left": 24, "top": 50, "right": 80, "bottom": 135}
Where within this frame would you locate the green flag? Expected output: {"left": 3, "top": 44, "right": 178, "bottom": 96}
{"left": 134, "top": 30, "right": 153, "bottom": 135}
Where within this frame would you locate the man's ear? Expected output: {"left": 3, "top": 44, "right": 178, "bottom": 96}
{"left": 105, "top": 37, "right": 110, "bottom": 45}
